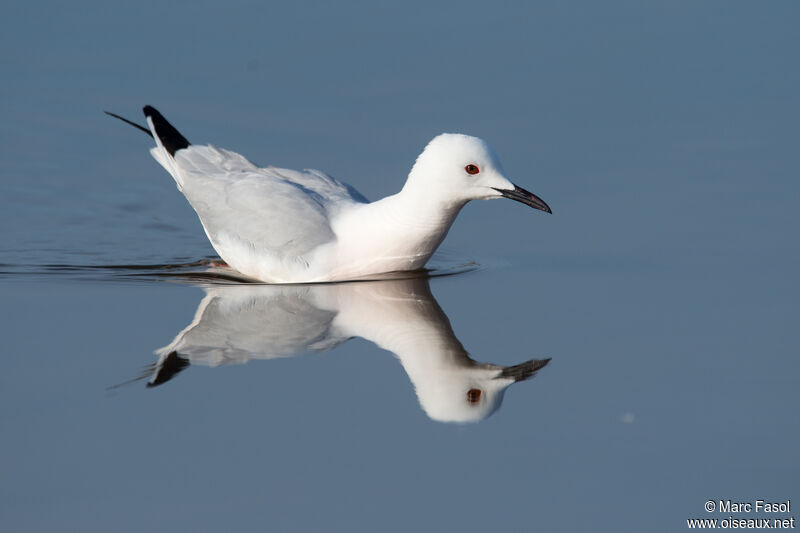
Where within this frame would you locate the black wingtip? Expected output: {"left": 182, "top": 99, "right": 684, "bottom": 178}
{"left": 143, "top": 105, "right": 191, "bottom": 156}
{"left": 146, "top": 350, "right": 190, "bottom": 388}
{"left": 105, "top": 110, "right": 153, "bottom": 138}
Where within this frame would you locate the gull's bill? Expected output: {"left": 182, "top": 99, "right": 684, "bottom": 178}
{"left": 497, "top": 358, "right": 552, "bottom": 382}
{"left": 493, "top": 184, "right": 552, "bottom": 214}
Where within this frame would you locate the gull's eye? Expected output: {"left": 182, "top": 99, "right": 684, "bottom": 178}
{"left": 465, "top": 164, "right": 480, "bottom": 175}
{"left": 466, "top": 389, "right": 482, "bottom": 404}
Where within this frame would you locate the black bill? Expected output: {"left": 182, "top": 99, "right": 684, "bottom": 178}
{"left": 496, "top": 358, "right": 552, "bottom": 382}
{"left": 493, "top": 184, "right": 552, "bottom": 214}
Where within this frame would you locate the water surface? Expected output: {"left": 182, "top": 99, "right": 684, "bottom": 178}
{"left": 1, "top": 2, "right": 798, "bottom": 531}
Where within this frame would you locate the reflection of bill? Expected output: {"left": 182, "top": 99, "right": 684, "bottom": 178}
{"left": 146, "top": 277, "right": 550, "bottom": 423}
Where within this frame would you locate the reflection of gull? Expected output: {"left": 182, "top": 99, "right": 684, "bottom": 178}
{"left": 150, "top": 278, "right": 550, "bottom": 423}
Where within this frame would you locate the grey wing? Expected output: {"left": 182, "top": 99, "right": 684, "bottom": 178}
{"left": 171, "top": 145, "right": 366, "bottom": 260}
{"left": 156, "top": 286, "right": 347, "bottom": 366}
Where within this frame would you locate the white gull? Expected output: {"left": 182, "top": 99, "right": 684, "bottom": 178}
{"left": 108, "top": 106, "right": 551, "bottom": 283}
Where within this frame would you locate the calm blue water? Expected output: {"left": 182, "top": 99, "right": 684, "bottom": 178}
{"left": 2, "top": 2, "right": 798, "bottom": 531}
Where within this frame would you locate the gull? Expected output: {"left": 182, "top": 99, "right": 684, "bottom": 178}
{"left": 140, "top": 277, "right": 551, "bottom": 423}
{"left": 107, "top": 106, "right": 551, "bottom": 283}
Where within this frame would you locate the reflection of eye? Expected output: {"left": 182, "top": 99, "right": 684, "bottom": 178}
{"left": 466, "top": 389, "right": 482, "bottom": 404}
{"left": 465, "top": 164, "right": 480, "bottom": 175}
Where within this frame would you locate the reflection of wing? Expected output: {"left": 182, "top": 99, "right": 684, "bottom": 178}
{"left": 158, "top": 145, "right": 367, "bottom": 261}
{"left": 156, "top": 286, "right": 351, "bottom": 369}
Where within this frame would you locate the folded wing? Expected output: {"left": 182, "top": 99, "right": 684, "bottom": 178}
{"left": 156, "top": 144, "right": 367, "bottom": 263}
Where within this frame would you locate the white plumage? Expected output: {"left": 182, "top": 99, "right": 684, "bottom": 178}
{"left": 150, "top": 278, "right": 550, "bottom": 423}
{"left": 116, "top": 106, "right": 551, "bottom": 283}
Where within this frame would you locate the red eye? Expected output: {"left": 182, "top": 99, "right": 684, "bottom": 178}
{"left": 466, "top": 389, "right": 482, "bottom": 404}
{"left": 465, "top": 164, "right": 480, "bottom": 175}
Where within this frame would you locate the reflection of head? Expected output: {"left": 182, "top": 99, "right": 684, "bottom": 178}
{"left": 148, "top": 277, "right": 551, "bottom": 423}
{"left": 411, "top": 359, "right": 550, "bottom": 424}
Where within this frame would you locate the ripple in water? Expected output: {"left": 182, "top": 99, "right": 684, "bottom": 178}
{"left": 0, "top": 255, "right": 480, "bottom": 285}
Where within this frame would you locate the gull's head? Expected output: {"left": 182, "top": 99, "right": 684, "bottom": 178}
{"left": 407, "top": 133, "right": 551, "bottom": 213}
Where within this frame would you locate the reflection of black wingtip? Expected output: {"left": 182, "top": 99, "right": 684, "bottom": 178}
{"left": 499, "top": 357, "right": 551, "bottom": 382}
{"left": 147, "top": 351, "right": 190, "bottom": 387}
{"left": 142, "top": 105, "right": 190, "bottom": 156}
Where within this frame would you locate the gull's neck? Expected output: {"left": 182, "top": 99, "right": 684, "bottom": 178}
{"left": 329, "top": 280, "right": 472, "bottom": 373}
{"left": 390, "top": 174, "right": 466, "bottom": 230}
{"left": 329, "top": 174, "right": 467, "bottom": 278}
{"left": 328, "top": 280, "right": 504, "bottom": 423}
